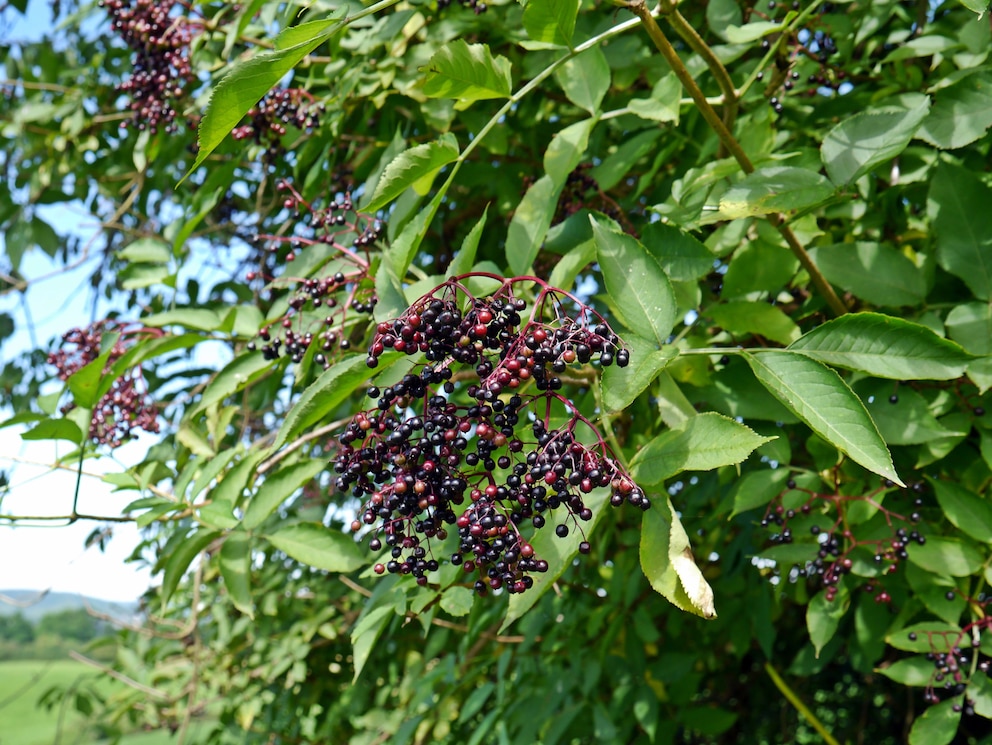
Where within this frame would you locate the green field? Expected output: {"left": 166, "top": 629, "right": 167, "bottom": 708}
{"left": 0, "top": 660, "right": 206, "bottom": 745}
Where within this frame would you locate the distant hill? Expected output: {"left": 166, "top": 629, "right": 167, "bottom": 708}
{"left": 0, "top": 589, "right": 138, "bottom": 622}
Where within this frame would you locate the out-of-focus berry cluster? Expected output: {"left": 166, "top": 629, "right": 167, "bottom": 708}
{"left": 247, "top": 180, "right": 382, "bottom": 369}
{"left": 337, "top": 276, "right": 646, "bottom": 595}
{"left": 99, "top": 0, "right": 200, "bottom": 134}
{"left": 48, "top": 321, "right": 160, "bottom": 448}
{"left": 763, "top": 476, "right": 925, "bottom": 603}
{"left": 437, "top": 0, "right": 488, "bottom": 14}
{"left": 900, "top": 619, "right": 992, "bottom": 712}
{"left": 232, "top": 88, "right": 325, "bottom": 163}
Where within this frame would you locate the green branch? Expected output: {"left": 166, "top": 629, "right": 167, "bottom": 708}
{"left": 657, "top": 0, "right": 738, "bottom": 136}
{"left": 765, "top": 662, "right": 840, "bottom": 745}
{"left": 625, "top": 0, "right": 848, "bottom": 317}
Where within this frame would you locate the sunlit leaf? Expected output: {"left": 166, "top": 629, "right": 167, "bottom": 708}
{"left": 744, "top": 351, "right": 903, "bottom": 486}
{"left": 422, "top": 40, "right": 512, "bottom": 101}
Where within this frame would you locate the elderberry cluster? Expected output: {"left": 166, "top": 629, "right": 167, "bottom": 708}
{"left": 366, "top": 293, "right": 629, "bottom": 394}
{"left": 551, "top": 164, "right": 624, "bottom": 228}
{"left": 232, "top": 88, "right": 325, "bottom": 162}
{"left": 99, "top": 0, "right": 199, "bottom": 133}
{"left": 437, "top": 0, "right": 487, "bottom": 14}
{"left": 337, "top": 277, "right": 645, "bottom": 596}
{"left": 246, "top": 181, "right": 382, "bottom": 369}
{"left": 765, "top": 476, "right": 926, "bottom": 603}
{"left": 903, "top": 621, "right": 992, "bottom": 709}
{"left": 48, "top": 321, "right": 160, "bottom": 448}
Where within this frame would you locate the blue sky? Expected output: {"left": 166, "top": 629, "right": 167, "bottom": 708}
{"left": 0, "top": 0, "right": 153, "bottom": 603}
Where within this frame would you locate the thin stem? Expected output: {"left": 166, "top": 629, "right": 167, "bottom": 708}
{"left": 69, "top": 650, "right": 172, "bottom": 700}
{"left": 768, "top": 212, "right": 847, "bottom": 316}
{"left": 764, "top": 662, "right": 840, "bottom": 745}
{"left": 628, "top": 1, "right": 752, "bottom": 170}
{"left": 257, "top": 418, "right": 350, "bottom": 474}
{"left": 657, "top": 0, "right": 738, "bottom": 135}
{"left": 625, "top": 1, "right": 847, "bottom": 317}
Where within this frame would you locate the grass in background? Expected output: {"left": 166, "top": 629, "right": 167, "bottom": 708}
{"left": 0, "top": 659, "right": 210, "bottom": 745}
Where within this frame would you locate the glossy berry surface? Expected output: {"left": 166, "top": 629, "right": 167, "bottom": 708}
{"left": 336, "top": 275, "right": 645, "bottom": 595}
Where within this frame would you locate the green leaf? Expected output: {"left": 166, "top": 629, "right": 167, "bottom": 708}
{"left": 856, "top": 380, "right": 965, "bottom": 445}
{"left": 968, "top": 671, "right": 992, "bottom": 719}
{"left": 591, "top": 215, "right": 676, "bottom": 346}
{"left": 548, "top": 237, "right": 596, "bottom": 291}
{"left": 789, "top": 313, "right": 972, "bottom": 380}
{"left": 820, "top": 99, "right": 930, "bottom": 184}
{"left": 439, "top": 586, "right": 474, "bottom": 617}
{"left": 886, "top": 622, "right": 964, "bottom": 652}
{"left": 521, "top": 0, "right": 578, "bottom": 46}
{"left": 744, "top": 351, "right": 903, "bottom": 486}
{"left": 186, "top": 16, "right": 346, "bottom": 180}
{"left": 140, "top": 308, "right": 224, "bottom": 332}
{"left": 544, "top": 118, "right": 596, "bottom": 188}
{"left": 117, "top": 238, "right": 171, "bottom": 264}
{"left": 274, "top": 354, "right": 397, "bottom": 450}
{"left": 351, "top": 578, "right": 403, "bottom": 681}
{"left": 590, "top": 129, "right": 660, "bottom": 191}
{"left": 192, "top": 353, "right": 277, "bottom": 416}
{"left": 906, "top": 563, "right": 967, "bottom": 625}
{"left": 724, "top": 20, "right": 783, "bottom": 43}
{"left": 970, "top": 356, "right": 992, "bottom": 393}
{"left": 729, "top": 468, "right": 791, "bottom": 517}
{"left": 242, "top": 460, "right": 325, "bottom": 530}
{"left": 422, "top": 40, "right": 512, "bottom": 101}
{"left": 641, "top": 221, "right": 714, "bottom": 282}
{"left": 447, "top": 205, "right": 488, "bottom": 278}
{"left": 707, "top": 301, "right": 801, "bottom": 345}
{"left": 807, "top": 584, "right": 850, "bottom": 657}
{"left": 909, "top": 696, "right": 962, "bottom": 745}
{"left": 877, "top": 656, "right": 939, "bottom": 686}
{"left": 928, "top": 162, "right": 992, "bottom": 301}
{"left": 106, "top": 334, "right": 204, "bottom": 381}
{"left": 264, "top": 523, "right": 366, "bottom": 573}
{"left": 958, "top": 0, "right": 990, "bottom": 13}
{"left": 118, "top": 263, "right": 171, "bottom": 290}
{"left": 718, "top": 167, "right": 834, "bottom": 218}
{"left": 502, "top": 489, "right": 609, "bottom": 631}
{"left": 197, "top": 499, "right": 239, "bottom": 529}
{"left": 907, "top": 536, "right": 985, "bottom": 577}
{"left": 946, "top": 302, "right": 992, "bottom": 355}
{"left": 364, "top": 133, "right": 460, "bottom": 213}
{"left": 917, "top": 69, "right": 992, "bottom": 149}
{"left": 601, "top": 336, "right": 677, "bottom": 413}
{"left": 161, "top": 528, "right": 221, "bottom": 609}
{"left": 639, "top": 497, "right": 717, "bottom": 619}
{"left": 931, "top": 480, "right": 992, "bottom": 544}
{"left": 506, "top": 175, "right": 558, "bottom": 276}
{"left": 66, "top": 338, "right": 117, "bottom": 409}
{"left": 554, "top": 46, "right": 610, "bottom": 115}
{"left": 806, "top": 243, "right": 926, "bottom": 307}
{"left": 210, "top": 451, "right": 265, "bottom": 508}
{"left": 630, "top": 412, "right": 774, "bottom": 485}
{"left": 21, "top": 418, "right": 84, "bottom": 444}
{"left": 219, "top": 531, "right": 254, "bottom": 618}
{"left": 627, "top": 73, "right": 682, "bottom": 124}
{"left": 707, "top": 0, "right": 743, "bottom": 40}
{"left": 721, "top": 239, "right": 799, "bottom": 299}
